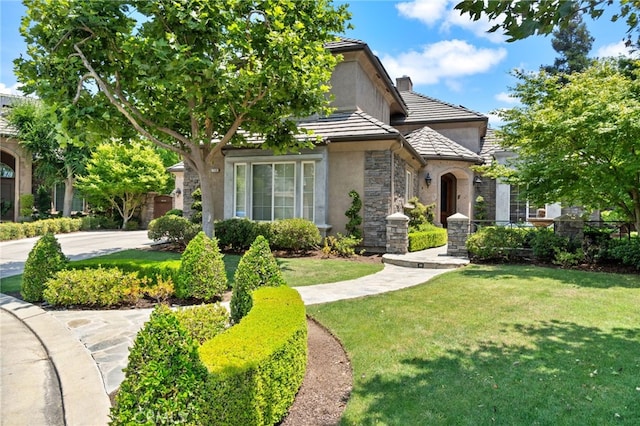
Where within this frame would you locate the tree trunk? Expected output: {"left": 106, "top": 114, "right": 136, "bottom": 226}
{"left": 195, "top": 166, "right": 217, "bottom": 238}
{"left": 62, "top": 168, "right": 75, "bottom": 217}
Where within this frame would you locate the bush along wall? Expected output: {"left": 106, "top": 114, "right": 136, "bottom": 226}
{"left": 0, "top": 217, "right": 83, "bottom": 241}
{"left": 408, "top": 225, "right": 447, "bottom": 252}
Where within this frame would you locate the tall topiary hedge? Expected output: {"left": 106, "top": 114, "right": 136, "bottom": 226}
{"left": 110, "top": 305, "right": 210, "bottom": 425}
{"left": 21, "top": 233, "right": 68, "bottom": 302}
{"left": 175, "top": 231, "right": 227, "bottom": 301}
{"left": 230, "top": 235, "right": 285, "bottom": 324}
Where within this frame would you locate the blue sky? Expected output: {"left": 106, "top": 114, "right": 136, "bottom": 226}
{"left": 1, "top": 0, "right": 636, "bottom": 127}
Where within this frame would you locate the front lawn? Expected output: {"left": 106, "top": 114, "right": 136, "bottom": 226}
{"left": 308, "top": 265, "right": 640, "bottom": 425}
{"left": 0, "top": 249, "right": 383, "bottom": 294}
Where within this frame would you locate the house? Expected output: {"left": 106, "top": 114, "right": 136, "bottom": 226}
{"left": 180, "top": 38, "right": 525, "bottom": 251}
{"left": 0, "top": 95, "right": 33, "bottom": 222}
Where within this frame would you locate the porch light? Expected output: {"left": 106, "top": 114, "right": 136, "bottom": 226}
{"left": 473, "top": 176, "right": 483, "bottom": 185}
{"left": 425, "top": 172, "right": 432, "bottom": 187}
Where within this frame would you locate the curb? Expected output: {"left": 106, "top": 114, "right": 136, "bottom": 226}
{"left": 0, "top": 294, "right": 111, "bottom": 426}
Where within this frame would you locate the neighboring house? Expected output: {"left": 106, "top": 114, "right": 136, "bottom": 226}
{"left": 0, "top": 95, "right": 33, "bottom": 222}
{"left": 180, "top": 38, "right": 521, "bottom": 251}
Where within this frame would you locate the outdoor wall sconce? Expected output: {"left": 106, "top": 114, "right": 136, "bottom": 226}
{"left": 473, "top": 176, "right": 483, "bottom": 185}
{"left": 173, "top": 187, "right": 182, "bottom": 197}
{"left": 425, "top": 172, "right": 432, "bottom": 187}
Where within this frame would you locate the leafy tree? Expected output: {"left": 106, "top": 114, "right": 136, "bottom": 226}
{"left": 15, "top": 0, "right": 351, "bottom": 237}
{"left": 8, "top": 101, "right": 90, "bottom": 217}
{"left": 455, "top": 0, "right": 640, "bottom": 46}
{"left": 542, "top": 8, "right": 594, "bottom": 75}
{"left": 492, "top": 59, "right": 640, "bottom": 232}
{"left": 76, "top": 141, "right": 168, "bottom": 229}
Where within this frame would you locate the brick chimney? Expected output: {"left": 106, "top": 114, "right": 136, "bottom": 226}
{"left": 396, "top": 75, "right": 413, "bottom": 92}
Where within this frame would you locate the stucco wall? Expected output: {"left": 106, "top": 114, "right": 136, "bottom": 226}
{"left": 419, "top": 160, "right": 474, "bottom": 225}
{"left": 330, "top": 56, "right": 390, "bottom": 124}
{"left": 327, "top": 147, "right": 365, "bottom": 236}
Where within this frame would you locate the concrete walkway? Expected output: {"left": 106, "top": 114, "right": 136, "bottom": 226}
{"left": 1, "top": 240, "right": 468, "bottom": 425}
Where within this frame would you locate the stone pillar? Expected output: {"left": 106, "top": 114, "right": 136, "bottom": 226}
{"left": 386, "top": 212, "right": 409, "bottom": 254}
{"left": 554, "top": 214, "right": 584, "bottom": 242}
{"left": 447, "top": 213, "right": 470, "bottom": 257}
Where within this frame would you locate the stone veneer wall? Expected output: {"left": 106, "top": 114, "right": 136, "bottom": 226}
{"left": 475, "top": 178, "right": 496, "bottom": 221}
{"left": 364, "top": 151, "right": 392, "bottom": 250}
{"left": 446, "top": 213, "right": 470, "bottom": 256}
{"left": 182, "top": 161, "right": 200, "bottom": 220}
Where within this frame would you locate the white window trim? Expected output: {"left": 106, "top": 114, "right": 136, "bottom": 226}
{"left": 301, "top": 161, "right": 315, "bottom": 222}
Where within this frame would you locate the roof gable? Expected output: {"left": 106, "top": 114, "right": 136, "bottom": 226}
{"left": 405, "top": 126, "right": 482, "bottom": 163}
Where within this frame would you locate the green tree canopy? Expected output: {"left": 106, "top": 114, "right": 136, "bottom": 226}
{"left": 493, "top": 59, "right": 640, "bottom": 231}
{"left": 76, "top": 141, "right": 168, "bottom": 228}
{"left": 8, "top": 100, "right": 91, "bottom": 217}
{"left": 15, "top": 0, "right": 351, "bottom": 236}
{"left": 455, "top": 0, "right": 640, "bottom": 46}
{"left": 543, "top": 8, "right": 594, "bottom": 75}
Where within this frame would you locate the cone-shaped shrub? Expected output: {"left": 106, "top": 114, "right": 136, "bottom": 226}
{"left": 176, "top": 231, "right": 227, "bottom": 301}
{"left": 21, "top": 233, "right": 68, "bottom": 302}
{"left": 230, "top": 235, "right": 285, "bottom": 323}
{"left": 110, "top": 305, "right": 209, "bottom": 425}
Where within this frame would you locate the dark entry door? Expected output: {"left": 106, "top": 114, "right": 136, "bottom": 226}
{"left": 440, "top": 173, "right": 457, "bottom": 227}
{"left": 153, "top": 195, "right": 173, "bottom": 218}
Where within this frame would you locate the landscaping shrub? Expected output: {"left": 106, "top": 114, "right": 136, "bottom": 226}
{"left": 80, "top": 215, "right": 102, "bottom": 231}
{"left": 144, "top": 276, "right": 175, "bottom": 303}
{"left": 43, "top": 267, "right": 145, "bottom": 307}
{"left": 190, "top": 187, "right": 203, "bottom": 224}
{"left": 528, "top": 228, "right": 569, "bottom": 262}
{"left": 0, "top": 218, "right": 82, "bottom": 241}
{"left": 0, "top": 222, "right": 25, "bottom": 241}
{"left": 270, "top": 218, "right": 321, "bottom": 252}
{"left": 165, "top": 209, "right": 183, "bottom": 216}
{"left": 230, "top": 235, "right": 285, "bottom": 324}
{"left": 111, "top": 305, "right": 209, "bottom": 425}
{"left": 408, "top": 224, "right": 447, "bottom": 252}
{"left": 345, "top": 190, "right": 363, "bottom": 239}
{"left": 175, "top": 304, "right": 229, "bottom": 345}
{"left": 176, "top": 232, "right": 227, "bottom": 301}
{"left": 322, "top": 233, "right": 362, "bottom": 257}
{"left": 608, "top": 238, "right": 640, "bottom": 269}
{"left": 553, "top": 248, "right": 585, "bottom": 268}
{"left": 199, "top": 286, "right": 307, "bottom": 425}
{"left": 147, "top": 214, "right": 200, "bottom": 248}
{"left": 69, "top": 258, "right": 179, "bottom": 285}
{"left": 215, "top": 218, "right": 272, "bottom": 252}
{"left": 21, "top": 233, "right": 68, "bottom": 302}
{"left": 466, "top": 226, "right": 530, "bottom": 261}
{"left": 404, "top": 196, "right": 435, "bottom": 229}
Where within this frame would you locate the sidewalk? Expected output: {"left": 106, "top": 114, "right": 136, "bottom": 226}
{"left": 1, "top": 245, "right": 468, "bottom": 425}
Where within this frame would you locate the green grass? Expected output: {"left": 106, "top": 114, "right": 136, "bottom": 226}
{"left": 307, "top": 264, "right": 640, "bottom": 425}
{"left": 0, "top": 249, "right": 382, "bottom": 294}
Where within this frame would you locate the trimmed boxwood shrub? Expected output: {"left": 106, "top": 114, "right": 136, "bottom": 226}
{"left": 215, "top": 218, "right": 267, "bottom": 252}
{"left": 111, "top": 305, "right": 210, "bottom": 425}
{"left": 199, "top": 286, "right": 307, "bottom": 425}
{"left": 466, "top": 226, "right": 531, "bottom": 261}
{"left": 608, "top": 238, "right": 640, "bottom": 269}
{"left": 175, "top": 232, "right": 227, "bottom": 301}
{"left": 42, "top": 267, "right": 145, "bottom": 308}
{"left": 528, "top": 228, "right": 569, "bottom": 262}
{"left": 0, "top": 218, "right": 82, "bottom": 241}
{"left": 175, "top": 304, "right": 229, "bottom": 345}
{"left": 21, "top": 233, "right": 69, "bottom": 302}
{"left": 68, "top": 258, "right": 180, "bottom": 285}
{"left": 230, "top": 235, "right": 285, "bottom": 324}
{"left": 147, "top": 214, "right": 200, "bottom": 248}
{"left": 270, "top": 218, "right": 321, "bottom": 252}
{"left": 408, "top": 225, "right": 447, "bottom": 252}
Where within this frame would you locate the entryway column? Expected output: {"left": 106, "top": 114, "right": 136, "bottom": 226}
{"left": 446, "top": 213, "right": 470, "bottom": 256}
{"left": 386, "top": 212, "right": 409, "bottom": 254}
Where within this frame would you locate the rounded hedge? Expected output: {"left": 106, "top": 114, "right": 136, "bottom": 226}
{"left": 21, "top": 233, "right": 68, "bottom": 302}
{"left": 176, "top": 231, "right": 227, "bottom": 301}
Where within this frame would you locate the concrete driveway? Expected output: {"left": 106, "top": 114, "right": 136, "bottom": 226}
{"left": 0, "top": 230, "right": 155, "bottom": 279}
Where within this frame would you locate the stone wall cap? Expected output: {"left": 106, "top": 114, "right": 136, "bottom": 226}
{"left": 447, "top": 213, "right": 469, "bottom": 221}
{"left": 386, "top": 212, "right": 409, "bottom": 221}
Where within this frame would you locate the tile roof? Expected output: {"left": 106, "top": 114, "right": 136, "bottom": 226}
{"left": 325, "top": 37, "right": 368, "bottom": 51}
{"left": 479, "top": 128, "right": 505, "bottom": 161}
{"left": 392, "top": 91, "right": 487, "bottom": 125}
{"left": 298, "top": 110, "right": 400, "bottom": 140}
{"left": 405, "top": 126, "right": 482, "bottom": 162}
{"left": 166, "top": 161, "right": 184, "bottom": 172}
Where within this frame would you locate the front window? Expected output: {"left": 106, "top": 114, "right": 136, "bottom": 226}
{"left": 234, "top": 164, "right": 247, "bottom": 217}
{"left": 250, "top": 162, "right": 297, "bottom": 221}
{"left": 405, "top": 170, "right": 413, "bottom": 202}
{"left": 302, "top": 162, "right": 315, "bottom": 221}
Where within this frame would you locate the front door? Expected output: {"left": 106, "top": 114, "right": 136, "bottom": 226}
{"left": 440, "top": 173, "right": 457, "bottom": 227}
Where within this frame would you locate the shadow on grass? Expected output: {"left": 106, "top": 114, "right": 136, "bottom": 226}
{"left": 347, "top": 320, "right": 640, "bottom": 425}
{"left": 459, "top": 265, "right": 640, "bottom": 289}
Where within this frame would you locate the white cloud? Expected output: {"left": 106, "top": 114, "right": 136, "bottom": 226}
{"left": 396, "top": 0, "right": 450, "bottom": 26}
{"left": 595, "top": 41, "right": 639, "bottom": 58}
{"left": 495, "top": 92, "right": 518, "bottom": 104}
{"left": 0, "top": 82, "right": 24, "bottom": 96}
{"left": 487, "top": 110, "right": 506, "bottom": 129}
{"left": 440, "top": 8, "right": 506, "bottom": 44}
{"left": 380, "top": 39, "right": 507, "bottom": 86}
